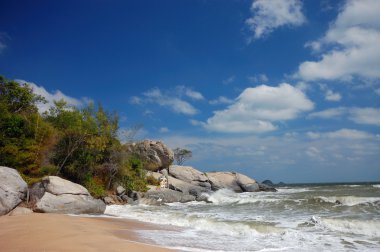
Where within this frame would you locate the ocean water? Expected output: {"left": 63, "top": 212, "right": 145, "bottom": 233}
{"left": 105, "top": 184, "right": 380, "bottom": 251}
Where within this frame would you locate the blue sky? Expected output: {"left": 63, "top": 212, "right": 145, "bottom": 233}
{"left": 1, "top": 0, "right": 379, "bottom": 183}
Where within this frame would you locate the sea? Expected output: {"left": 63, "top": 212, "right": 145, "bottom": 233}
{"left": 105, "top": 183, "right": 380, "bottom": 252}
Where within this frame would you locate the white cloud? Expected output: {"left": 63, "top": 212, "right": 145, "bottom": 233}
{"left": 159, "top": 127, "right": 169, "bottom": 133}
{"left": 325, "top": 89, "right": 342, "bottom": 101}
{"left": 349, "top": 107, "right": 380, "bottom": 126}
{"left": 375, "top": 88, "right": 380, "bottom": 95}
{"left": 16, "top": 80, "right": 87, "bottom": 113}
{"left": 245, "top": 0, "right": 306, "bottom": 41}
{"left": 209, "top": 96, "right": 234, "bottom": 105}
{"left": 222, "top": 76, "right": 235, "bottom": 85}
{"left": 308, "top": 107, "right": 347, "bottom": 119}
{"left": 308, "top": 106, "right": 380, "bottom": 126}
{"left": 307, "top": 129, "right": 373, "bottom": 140}
{"left": 203, "top": 83, "right": 314, "bottom": 133}
{"left": 133, "top": 87, "right": 200, "bottom": 115}
{"left": 297, "top": 0, "right": 380, "bottom": 81}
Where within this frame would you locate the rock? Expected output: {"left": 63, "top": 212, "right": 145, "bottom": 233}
{"left": 142, "top": 188, "right": 196, "bottom": 205}
{"left": 205, "top": 172, "right": 242, "bottom": 192}
{"left": 278, "top": 182, "right": 286, "bottom": 186}
{"left": 262, "top": 180, "right": 274, "bottom": 186}
{"left": 42, "top": 176, "right": 89, "bottom": 195}
{"left": 33, "top": 176, "right": 106, "bottom": 214}
{"left": 205, "top": 172, "right": 260, "bottom": 192}
{"left": 0, "top": 166, "right": 28, "bottom": 216}
{"left": 167, "top": 175, "right": 210, "bottom": 200}
{"left": 128, "top": 140, "right": 174, "bottom": 171}
{"left": 28, "top": 182, "right": 45, "bottom": 205}
{"left": 8, "top": 206, "right": 33, "bottom": 216}
{"left": 116, "top": 185, "right": 126, "bottom": 196}
{"left": 258, "top": 183, "right": 277, "bottom": 192}
{"left": 236, "top": 173, "right": 259, "bottom": 192}
{"left": 35, "top": 192, "right": 106, "bottom": 214}
{"left": 169, "top": 165, "right": 211, "bottom": 189}
{"left": 127, "top": 190, "right": 141, "bottom": 201}
{"left": 103, "top": 196, "right": 115, "bottom": 205}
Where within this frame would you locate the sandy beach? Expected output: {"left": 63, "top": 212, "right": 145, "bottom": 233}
{"left": 0, "top": 213, "right": 175, "bottom": 252}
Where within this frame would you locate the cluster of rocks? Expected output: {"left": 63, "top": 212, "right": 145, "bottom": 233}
{"left": 136, "top": 165, "right": 276, "bottom": 205}
{"left": 0, "top": 166, "right": 105, "bottom": 216}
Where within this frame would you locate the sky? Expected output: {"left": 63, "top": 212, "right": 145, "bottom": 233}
{"left": 1, "top": 0, "right": 379, "bottom": 183}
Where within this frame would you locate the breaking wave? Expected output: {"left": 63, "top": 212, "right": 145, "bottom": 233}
{"left": 314, "top": 196, "right": 380, "bottom": 206}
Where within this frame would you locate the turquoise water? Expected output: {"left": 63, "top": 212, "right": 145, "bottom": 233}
{"left": 106, "top": 184, "right": 380, "bottom": 251}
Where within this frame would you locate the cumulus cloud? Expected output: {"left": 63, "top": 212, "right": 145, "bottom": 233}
{"left": 297, "top": 0, "right": 380, "bottom": 81}
{"left": 131, "top": 86, "right": 202, "bottom": 115}
{"left": 245, "top": 0, "right": 306, "bottom": 41}
{"left": 16, "top": 80, "right": 87, "bottom": 113}
{"left": 203, "top": 83, "right": 314, "bottom": 133}
{"left": 307, "top": 129, "right": 373, "bottom": 140}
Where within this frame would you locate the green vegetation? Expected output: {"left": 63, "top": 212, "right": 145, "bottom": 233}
{"left": 0, "top": 75, "right": 149, "bottom": 196}
{"left": 173, "top": 147, "right": 192, "bottom": 165}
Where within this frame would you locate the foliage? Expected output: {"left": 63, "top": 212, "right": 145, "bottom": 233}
{"left": 173, "top": 147, "right": 192, "bottom": 165}
{"left": 146, "top": 175, "right": 160, "bottom": 186}
{"left": 0, "top": 75, "right": 150, "bottom": 197}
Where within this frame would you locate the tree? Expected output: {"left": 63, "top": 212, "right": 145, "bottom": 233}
{"left": 173, "top": 148, "right": 192, "bottom": 165}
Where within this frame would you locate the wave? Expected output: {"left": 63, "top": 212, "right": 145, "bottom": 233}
{"left": 314, "top": 196, "right": 380, "bottom": 206}
{"left": 105, "top": 204, "right": 283, "bottom": 237}
{"left": 311, "top": 216, "right": 380, "bottom": 237}
{"left": 373, "top": 185, "right": 380, "bottom": 188}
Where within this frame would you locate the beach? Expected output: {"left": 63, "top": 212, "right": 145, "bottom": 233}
{"left": 0, "top": 213, "right": 174, "bottom": 252}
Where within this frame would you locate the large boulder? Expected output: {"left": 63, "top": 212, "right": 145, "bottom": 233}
{"left": 142, "top": 188, "right": 195, "bottom": 205}
{"left": 205, "top": 172, "right": 260, "bottom": 192}
{"left": 0, "top": 166, "right": 28, "bottom": 216}
{"left": 35, "top": 192, "right": 106, "bottom": 214}
{"left": 167, "top": 175, "right": 210, "bottom": 200}
{"left": 169, "top": 165, "right": 211, "bottom": 189}
{"left": 128, "top": 140, "right": 174, "bottom": 171}
{"left": 34, "top": 176, "right": 106, "bottom": 214}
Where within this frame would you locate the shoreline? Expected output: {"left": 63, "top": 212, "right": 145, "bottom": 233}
{"left": 0, "top": 212, "right": 176, "bottom": 252}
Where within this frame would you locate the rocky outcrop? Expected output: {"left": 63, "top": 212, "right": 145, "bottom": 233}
{"left": 0, "top": 166, "right": 28, "bottom": 216}
{"left": 142, "top": 188, "right": 195, "bottom": 205}
{"left": 128, "top": 140, "right": 174, "bottom": 171}
{"left": 169, "top": 165, "right": 211, "bottom": 189}
{"left": 33, "top": 176, "right": 106, "bottom": 214}
{"left": 258, "top": 183, "right": 277, "bottom": 192}
{"left": 262, "top": 180, "right": 274, "bottom": 186}
{"left": 205, "top": 172, "right": 260, "bottom": 192}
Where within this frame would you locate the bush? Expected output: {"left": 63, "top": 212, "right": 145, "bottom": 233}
{"left": 146, "top": 175, "right": 160, "bottom": 186}
{"left": 85, "top": 176, "right": 106, "bottom": 198}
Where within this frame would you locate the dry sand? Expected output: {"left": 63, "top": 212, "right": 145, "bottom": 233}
{"left": 0, "top": 213, "right": 175, "bottom": 252}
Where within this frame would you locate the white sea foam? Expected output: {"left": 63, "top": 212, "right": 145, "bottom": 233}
{"left": 315, "top": 196, "right": 380, "bottom": 206}
{"left": 314, "top": 217, "right": 380, "bottom": 237}
{"left": 372, "top": 184, "right": 380, "bottom": 188}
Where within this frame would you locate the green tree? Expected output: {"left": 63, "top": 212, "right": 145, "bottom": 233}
{"left": 173, "top": 147, "right": 192, "bottom": 165}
